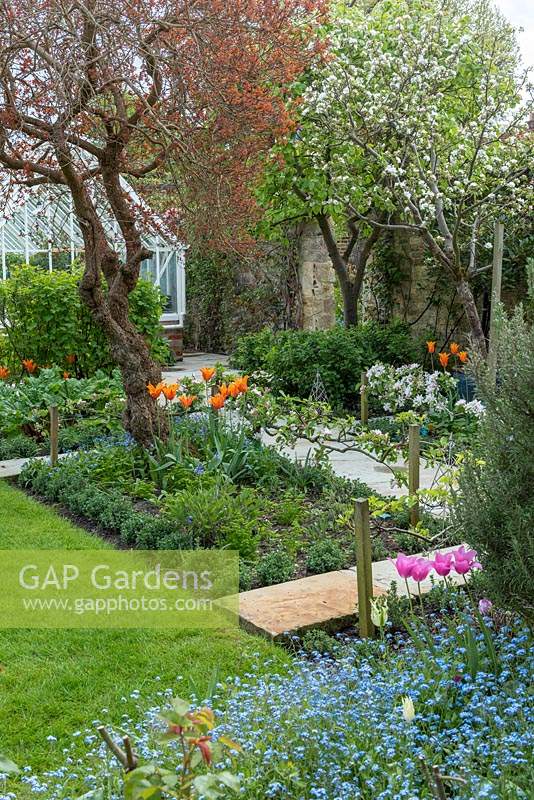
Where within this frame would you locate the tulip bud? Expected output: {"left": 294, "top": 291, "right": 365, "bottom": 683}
{"left": 401, "top": 696, "right": 415, "bottom": 723}
{"left": 370, "top": 597, "right": 388, "bottom": 628}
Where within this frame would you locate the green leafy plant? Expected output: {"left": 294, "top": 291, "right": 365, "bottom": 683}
{"left": 454, "top": 307, "right": 534, "bottom": 622}
{"left": 306, "top": 539, "right": 345, "bottom": 575}
{"left": 163, "top": 484, "right": 262, "bottom": 558}
{"left": 0, "top": 264, "right": 170, "bottom": 375}
{"left": 231, "top": 321, "right": 417, "bottom": 409}
{"left": 0, "top": 366, "right": 124, "bottom": 439}
{"left": 300, "top": 629, "right": 338, "bottom": 655}
{"left": 94, "top": 698, "right": 240, "bottom": 800}
{"left": 254, "top": 549, "right": 296, "bottom": 586}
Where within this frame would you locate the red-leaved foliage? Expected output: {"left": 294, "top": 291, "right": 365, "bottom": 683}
{"left": 0, "top": 0, "right": 326, "bottom": 250}
{"left": 0, "top": 0, "right": 326, "bottom": 444}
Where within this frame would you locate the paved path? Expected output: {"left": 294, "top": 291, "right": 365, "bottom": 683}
{"left": 234, "top": 546, "right": 461, "bottom": 639}
{"left": 262, "top": 433, "right": 442, "bottom": 497}
{"left": 163, "top": 352, "right": 229, "bottom": 382}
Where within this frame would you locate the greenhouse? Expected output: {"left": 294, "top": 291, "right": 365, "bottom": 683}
{"left": 0, "top": 186, "right": 186, "bottom": 325}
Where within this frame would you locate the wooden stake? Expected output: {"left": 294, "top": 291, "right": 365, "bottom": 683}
{"left": 49, "top": 405, "right": 58, "bottom": 467}
{"left": 408, "top": 424, "right": 420, "bottom": 527}
{"left": 355, "top": 498, "right": 374, "bottom": 638}
{"left": 488, "top": 220, "right": 504, "bottom": 383}
{"left": 360, "top": 371, "right": 369, "bottom": 427}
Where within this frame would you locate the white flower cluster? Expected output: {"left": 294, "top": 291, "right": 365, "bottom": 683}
{"left": 294, "top": 0, "right": 532, "bottom": 234}
{"left": 366, "top": 362, "right": 456, "bottom": 414}
{"left": 455, "top": 398, "right": 485, "bottom": 417}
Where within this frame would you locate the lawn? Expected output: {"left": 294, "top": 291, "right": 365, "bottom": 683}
{"left": 0, "top": 481, "right": 288, "bottom": 790}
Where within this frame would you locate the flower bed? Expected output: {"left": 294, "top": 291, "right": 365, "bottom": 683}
{"left": 9, "top": 604, "right": 532, "bottom": 800}
{"left": 0, "top": 367, "right": 125, "bottom": 459}
{"left": 9, "top": 366, "right": 456, "bottom": 589}
{"left": 20, "top": 413, "right": 433, "bottom": 590}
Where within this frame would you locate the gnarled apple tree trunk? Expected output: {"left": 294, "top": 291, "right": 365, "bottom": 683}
{"left": 316, "top": 214, "right": 382, "bottom": 328}
{"left": 63, "top": 151, "right": 167, "bottom": 447}
{"left": 456, "top": 278, "right": 488, "bottom": 359}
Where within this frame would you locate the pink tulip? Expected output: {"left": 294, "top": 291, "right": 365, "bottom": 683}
{"left": 411, "top": 557, "right": 434, "bottom": 583}
{"left": 390, "top": 553, "right": 417, "bottom": 579}
{"left": 452, "top": 545, "right": 481, "bottom": 575}
{"left": 433, "top": 551, "right": 454, "bottom": 577}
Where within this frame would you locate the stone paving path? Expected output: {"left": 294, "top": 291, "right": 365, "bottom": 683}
{"left": 262, "top": 433, "right": 442, "bottom": 498}
{"left": 235, "top": 546, "right": 461, "bottom": 639}
{"left": 163, "top": 351, "right": 229, "bottom": 382}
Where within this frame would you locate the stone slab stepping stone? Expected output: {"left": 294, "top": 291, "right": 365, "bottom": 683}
{"left": 233, "top": 546, "right": 463, "bottom": 640}
{"left": 0, "top": 457, "right": 31, "bottom": 478}
{"left": 0, "top": 452, "right": 69, "bottom": 479}
{"left": 236, "top": 569, "right": 387, "bottom": 639}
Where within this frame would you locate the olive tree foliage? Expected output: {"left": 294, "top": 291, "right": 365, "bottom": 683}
{"left": 263, "top": 0, "right": 533, "bottom": 346}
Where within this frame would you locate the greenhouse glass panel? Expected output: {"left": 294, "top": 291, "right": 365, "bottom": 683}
{"left": 0, "top": 187, "right": 185, "bottom": 324}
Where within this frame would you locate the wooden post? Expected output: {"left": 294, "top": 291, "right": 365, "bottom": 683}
{"left": 360, "top": 371, "right": 369, "bottom": 427}
{"left": 488, "top": 220, "right": 504, "bottom": 383}
{"left": 49, "top": 405, "right": 58, "bottom": 467}
{"left": 355, "top": 498, "right": 374, "bottom": 638}
{"left": 408, "top": 424, "right": 420, "bottom": 527}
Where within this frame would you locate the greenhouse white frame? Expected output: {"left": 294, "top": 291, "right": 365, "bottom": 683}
{"left": 0, "top": 185, "right": 186, "bottom": 326}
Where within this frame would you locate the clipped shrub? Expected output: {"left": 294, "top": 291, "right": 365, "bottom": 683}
{"left": 254, "top": 549, "right": 296, "bottom": 586}
{"left": 0, "top": 264, "right": 171, "bottom": 375}
{"left": 230, "top": 321, "right": 417, "bottom": 409}
{"left": 454, "top": 308, "right": 534, "bottom": 622}
{"left": 306, "top": 539, "right": 345, "bottom": 575}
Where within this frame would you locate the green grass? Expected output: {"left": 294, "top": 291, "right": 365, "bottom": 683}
{"left": 0, "top": 480, "right": 288, "bottom": 789}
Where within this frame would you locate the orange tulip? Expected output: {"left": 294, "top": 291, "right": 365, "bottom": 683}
{"left": 458, "top": 351, "right": 469, "bottom": 364}
{"left": 209, "top": 393, "right": 226, "bottom": 411}
{"left": 426, "top": 341, "right": 436, "bottom": 354}
{"left": 65, "top": 354, "right": 76, "bottom": 365}
{"left": 449, "top": 342, "right": 460, "bottom": 355}
{"left": 228, "top": 381, "right": 240, "bottom": 398}
{"left": 438, "top": 352, "right": 450, "bottom": 368}
{"left": 234, "top": 375, "right": 249, "bottom": 394}
{"left": 147, "top": 381, "right": 164, "bottom": 399}
{"left": 218, "top": 383, "right": 230, "bottom": 399}
{"left": 0, "top": 366, "right": 9, "bottom": 380}
{"left": 63, "top": 371, "right": 70, "bottom": 379}
{"left": 178, "top": 393, "right": 196, "bottom": 409}
{"left": 22, "top": 359, "right": 37, "bottom": 373}
{"left": 200, "top": 367, "right": 216, "bottom": 382}
{"left": 162, "top": 383, "right": 179, "bottom": 401}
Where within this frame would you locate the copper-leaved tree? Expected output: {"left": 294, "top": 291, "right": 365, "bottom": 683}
{"left": 0, "top": 0, "right": 322, "bottom": 444}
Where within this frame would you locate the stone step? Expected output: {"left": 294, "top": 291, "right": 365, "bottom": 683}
{"left": 235, "top": 547, "right": 461, "bottom": 640}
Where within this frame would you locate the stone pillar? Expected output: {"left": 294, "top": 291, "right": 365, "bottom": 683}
{"left": 297, "top": 222, "right": 336, "bottom": 330}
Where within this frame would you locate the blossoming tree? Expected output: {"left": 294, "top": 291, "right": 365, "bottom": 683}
{"left": 0, "top": 0, "right": 323, "bottom": 444}
{"left": 267, "top": 0, "right": 532, "bottom": 348}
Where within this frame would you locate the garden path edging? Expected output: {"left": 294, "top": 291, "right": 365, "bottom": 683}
{"left": 225, "top": 546, "right": 462, "bottom": 640}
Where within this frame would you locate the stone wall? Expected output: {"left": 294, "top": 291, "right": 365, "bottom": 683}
{"left": 363, "top": 230, "right": 471, "bottom": 342}
{"left": 297, "top": 222, "right": 336, "bottom": 330}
